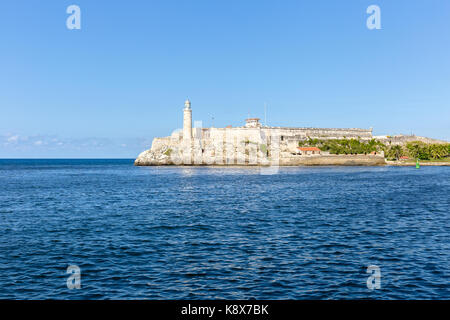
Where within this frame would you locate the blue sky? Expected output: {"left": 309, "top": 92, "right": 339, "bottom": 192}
{"left": 1, "top": 0, "right": 449, "bottom": 158}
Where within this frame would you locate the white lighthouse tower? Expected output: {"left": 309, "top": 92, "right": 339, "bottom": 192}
{"left": 183, "top": 99, "right": 192, "bottom": 141}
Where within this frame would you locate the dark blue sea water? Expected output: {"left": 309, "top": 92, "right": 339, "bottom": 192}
{"left": 0, "top": 159, "right": 448, "bottom": 299}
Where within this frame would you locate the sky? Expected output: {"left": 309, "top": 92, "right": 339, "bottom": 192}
{"left": 0, "top": 0, "right": 449, "bottom": 158}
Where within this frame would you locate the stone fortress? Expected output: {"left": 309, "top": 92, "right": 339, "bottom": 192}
{"left": 134, "top": 100, "right": 442, "bottom": 166}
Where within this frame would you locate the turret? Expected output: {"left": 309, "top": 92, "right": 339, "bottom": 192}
{"left": 245, "top": 118, "right": 261, "bottom": 128}
{"left": 183, "top": 99, "right": 192, "bottom": 141}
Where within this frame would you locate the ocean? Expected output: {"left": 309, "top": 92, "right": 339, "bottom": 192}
{"left": 0, "top": 159, "right": 448, "bottom": 299}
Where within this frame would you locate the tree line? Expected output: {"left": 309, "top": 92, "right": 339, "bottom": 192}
{"left": 299, "top": 138, "right": 450, "bottom": 160}
{"left": 298, "top": 138, "right": 385, "bottom": 155}
{"left": 386, "top": 141, "right": 450, "bottom": 160}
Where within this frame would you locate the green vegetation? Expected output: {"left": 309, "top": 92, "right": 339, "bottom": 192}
{"left": 405, "top": 141, "right": 450, "bottom": 160}
{"left": 260, "top": 144, "right": 268, "bottom": 156}
{"left": 298, "top": 138, "right": 450, "bottom": 161}
{"left": 298, "top": 138, "right": 385, "bottom": 155}
{"left": 381, "top": 141, "right": 450, "bottom": 161}
{"left": 385, "top": 145, "right": 404, "bottom": 160}
{"left": 163, "top": 148, "right": 172, "bottom": 156}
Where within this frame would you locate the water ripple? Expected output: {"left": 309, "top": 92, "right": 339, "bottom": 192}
{"left": 0, "top": 160, "right": 449, "bottom": 299}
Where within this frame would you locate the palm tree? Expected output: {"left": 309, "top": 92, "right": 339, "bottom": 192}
{"left": 389, "top": 145, "right": 403, "bottom": 160}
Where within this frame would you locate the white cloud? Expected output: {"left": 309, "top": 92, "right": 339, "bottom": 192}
{"left": 7, "top": 135, "right": 19, "bottom": 143}
{"left": 0, "top": 133, "right": 153, "bottom": 157}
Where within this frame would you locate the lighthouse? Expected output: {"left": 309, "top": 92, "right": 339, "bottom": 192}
{"left": 183, "top": 99, "right": 192, "bottom": 141}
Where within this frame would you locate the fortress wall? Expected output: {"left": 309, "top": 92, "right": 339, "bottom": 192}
{"left": 263, "top": 128, "right": 373, "bottom": 140}
{"left": 150, "top": 137, "right": 172, "bottom": 152}
{"left": 138, "top": 126, "right": 378, "bottom": 166}
{"left": 197, "top": 127, "right": 374, "bottom": 155}
{"left": 195, "top": 128, "right": 275, "bottom": 165}
{"left": 137, "top": 134, "right": 386, "bottom": 166}
{"left": 203, "top": 127, "right": 265, "bottom": 145}
{"left": 374, "top": 135, "right": 448, "bottom": 145}
{"left": 153, "top": 127, "right": 373, "bottom": 154}
{"left": 198, "top": 127, "right": 372, "bottom": 143}
{"left": 279, "top": 154, "right": 386, "bottom": 166}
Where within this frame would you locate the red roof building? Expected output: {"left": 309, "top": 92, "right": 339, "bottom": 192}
{"left": 297, "top": 147, "right": 321, "bottom": 155}
{"left": 297, "top": 147, "right": 321, "bottom": 152}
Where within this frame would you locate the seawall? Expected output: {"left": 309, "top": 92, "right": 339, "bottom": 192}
{"left": 134, "top": 154, "right": 387, "bottom": 166}
{"left": 279, "top": 155, "right": 386, "bottom": 166}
